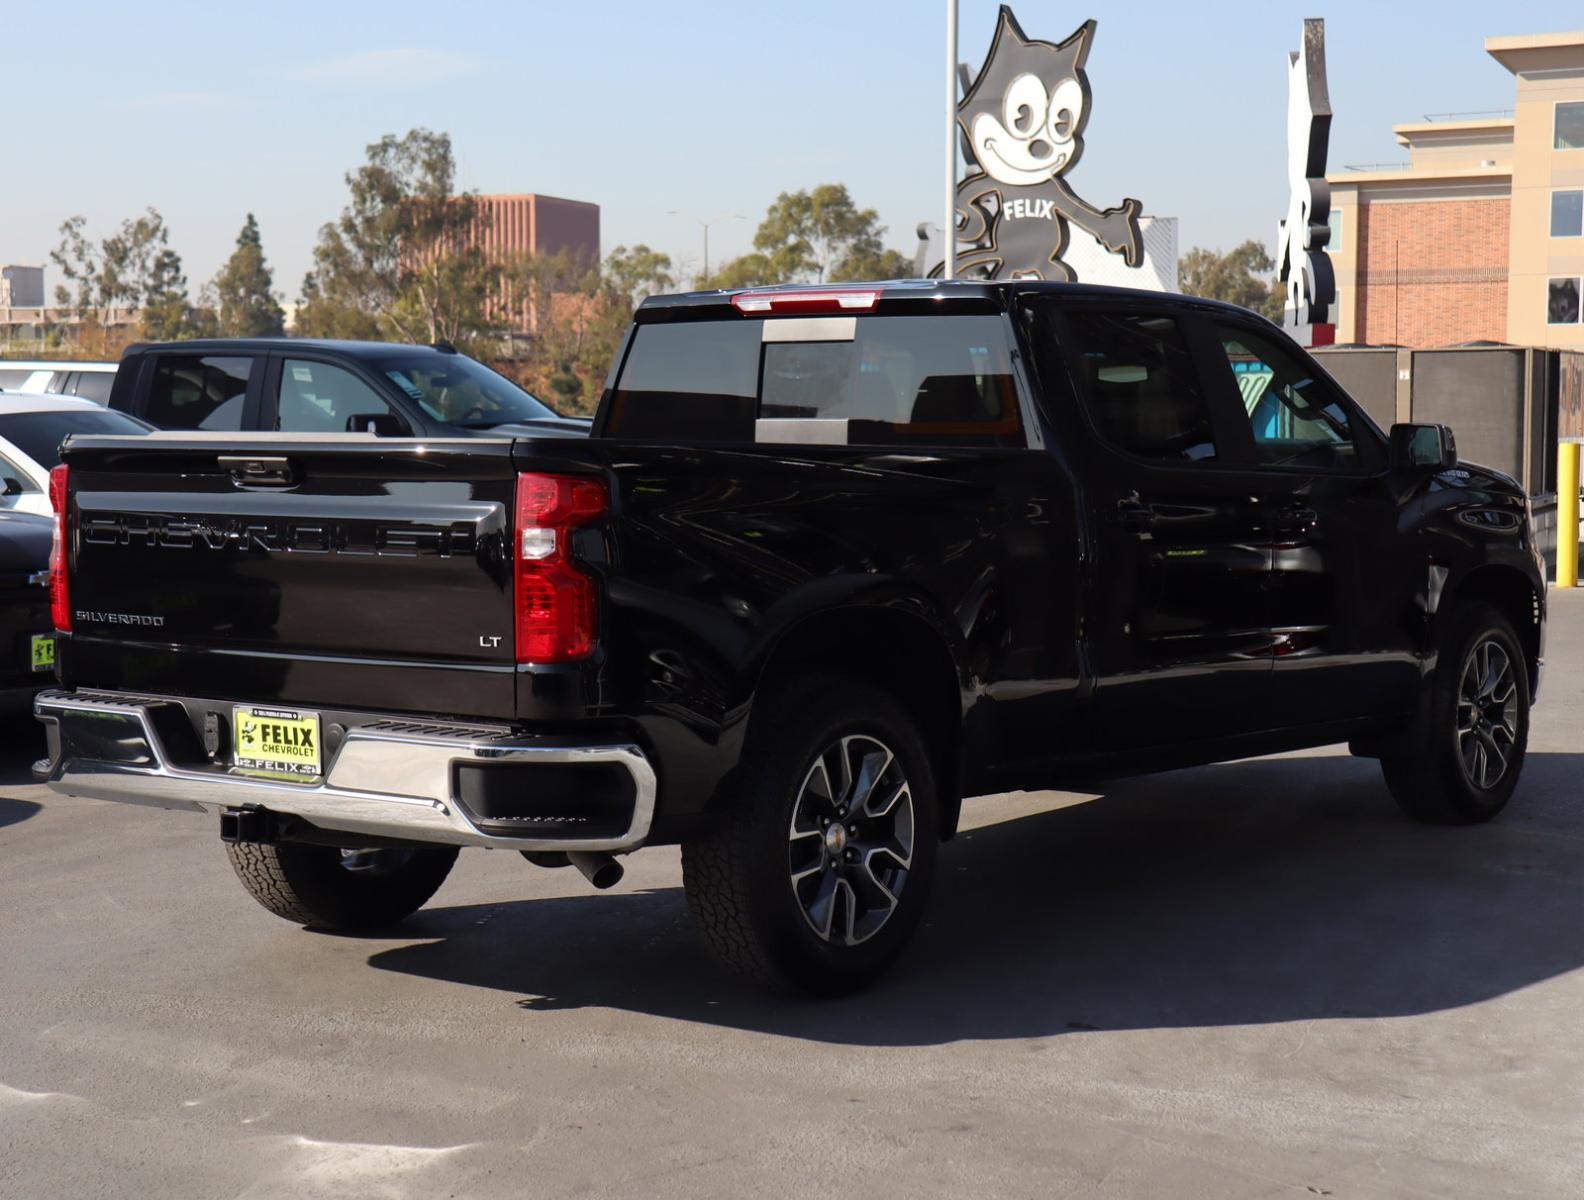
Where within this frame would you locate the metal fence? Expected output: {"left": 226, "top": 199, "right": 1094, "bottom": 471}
{"left": 1314, "top": 344, "right": 1573, "bottom": 552}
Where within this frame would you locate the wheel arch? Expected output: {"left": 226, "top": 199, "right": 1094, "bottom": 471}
{"left": 743, "top": 604, "right": 970, "bottom": 841}
{"left": 1440, "top": 564, "right": 1543, "bottom": 696}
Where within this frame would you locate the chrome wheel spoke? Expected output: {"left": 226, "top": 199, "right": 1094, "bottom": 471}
{"left": 804, "top": 870, "right": 841, "bottom": 941}
{"left": 1456, "top": 636, "right": 1522, "bottom": 791}
{"left": 847, "top": 744, "right": 893, "bottom": 816}
{"left": 787, "top": 733, "right": 915, "bottom": 947}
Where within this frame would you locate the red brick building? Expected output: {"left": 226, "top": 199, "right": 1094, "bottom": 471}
{"left": 472, "top": 194, "right": 600, "bottom": 333}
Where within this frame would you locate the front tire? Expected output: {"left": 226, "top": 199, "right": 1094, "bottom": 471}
{"left": 1381, "top": 602, "right": 1530, "bottom": 824}
{"left": 682, "top": 676, "right": 940, "bottom": 993}
{"left": 225, "top": 842, "right": 459, "bottom": 930}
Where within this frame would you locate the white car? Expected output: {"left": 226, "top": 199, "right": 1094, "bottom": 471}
{"left": 0, "top": 394, "right": 152, "bottom": 517}
{"left": 0, "top": 360, "right": 119, "bottom": 404}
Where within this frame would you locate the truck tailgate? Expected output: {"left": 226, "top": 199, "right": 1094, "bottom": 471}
{"left": 60, "top": 434, "right": 520, "bottom": 719}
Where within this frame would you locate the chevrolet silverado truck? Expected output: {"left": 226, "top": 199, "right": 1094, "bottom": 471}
{"left": 34, "top": 280, "right": 1546, "bottom": 992}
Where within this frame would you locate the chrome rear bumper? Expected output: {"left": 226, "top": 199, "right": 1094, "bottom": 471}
{"left": 33, "top": 690, "right": 656, "bottom": 852}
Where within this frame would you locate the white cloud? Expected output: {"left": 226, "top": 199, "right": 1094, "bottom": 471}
{"left": 288, "top": 48, "right": 478, "bottom": 85}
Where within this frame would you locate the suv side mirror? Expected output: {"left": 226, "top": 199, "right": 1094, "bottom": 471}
{"left": 1389, "top": 423, "right": 1457, "bottom": 471}
{"left": 345, "top": 413, "right": 406, "bottom": 437}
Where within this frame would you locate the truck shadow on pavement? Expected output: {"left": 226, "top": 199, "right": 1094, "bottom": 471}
{"left": 0, "top": 718, "right": 43, "bottom": 826}
{"left": 372, "top": 749, "right": 1584, "bottom": 1046}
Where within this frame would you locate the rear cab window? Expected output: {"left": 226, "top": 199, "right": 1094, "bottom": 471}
{"left": 144, "top": 355, "right": 255, "bottom": 430}
{"left": 604, "top": 314, "right": 1025, "bottom": 447}
{"left": 1031, "top": 305, "right": 1219, "bottom": 465}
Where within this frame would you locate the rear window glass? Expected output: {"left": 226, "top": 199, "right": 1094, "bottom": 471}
{"left": 605, "top": 315, "right": 1023, "bottom": 446}
{"left": 70, "top": 372, "right": 115, "bottom": 404}
{"left": 144, "top": 355, "right": 253, "bottom": 430}
{"left": 0, "top": 409, "right": 151, "bottom": 469}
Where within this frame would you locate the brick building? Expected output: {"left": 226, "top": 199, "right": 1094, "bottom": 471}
{"left": 1329, "top": 31, "right": 1584, "bottom": 349}
{"left": 471, "top": 193, "right": 599, "bottom": 333}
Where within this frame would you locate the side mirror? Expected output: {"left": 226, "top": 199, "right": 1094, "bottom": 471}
{"left": 1389, "top": 423, "right": 1457, "bottom": 472}
{"left": 2, "top": 476, "right": 23, "bottom": 497}
{"left": 345, "top": 413, "right": 406, "bottom": 437}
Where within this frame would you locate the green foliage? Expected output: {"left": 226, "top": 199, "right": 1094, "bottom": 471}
{"left": 1178, "top": 240, "right": 1283, "bottom": 320}
{"left": 707, "top": 183, "right": 910, "bottom": 288}
{"left": 293, "top": 128, "right": 504, "bottom": 351}
{"left": 603, "top": 244, "right": 675, "bottom": 311}
{"left": 215, "top": 214, "right": 285, "bottom": 337}
{"left": 139, "top": 244, "right": 194, "bottom": 340}
{"left": 49, "top": 207, "right": 210, "bottom": 341}
{"left": 830, "top": 247, "right": 912, "bottom": 283}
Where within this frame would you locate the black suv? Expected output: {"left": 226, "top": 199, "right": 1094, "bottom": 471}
{"left": 107, "top": 338, "right": 588, "bottom": 437}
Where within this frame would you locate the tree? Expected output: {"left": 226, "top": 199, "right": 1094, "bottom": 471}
{"left": 1178, "top": 240, "right": 1283, "bottom": 321}
{"left": 603, "top": 244, "right": 675, "bottom": 311}
{"left": 294, "top": 128, "right": 504, "bottom": 350}
{"left": 696, "top": 252, "right": 777, "bottom": 291}
{"left": 704, "top": 184, "right": 909, "bottom": 287}
{"left": 139, "top": 244, "right": 194, "bottom": 340}
{"left": 830, "top": 246, "right": 913, "bottom": 283}
{"left": 214, "top": 214, "right": 285, "bottom": 336}
{"left": 49, "top": 207, "right": 203, "bottom": 343}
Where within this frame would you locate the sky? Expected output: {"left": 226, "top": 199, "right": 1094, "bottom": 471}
{"left": 5, "top": 0, "right": 1583, "bottom": 300}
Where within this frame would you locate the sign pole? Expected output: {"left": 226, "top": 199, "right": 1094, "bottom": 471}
{"left": 1559, "top": 441, "right": 1580, "bottom": 588}
{"left": 943, "top": 0, "right": 958, "bottom": 279}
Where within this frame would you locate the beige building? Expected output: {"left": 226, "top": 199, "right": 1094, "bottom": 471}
{"left": 1328, "top": 30, "right": 1584, "bottom": 349}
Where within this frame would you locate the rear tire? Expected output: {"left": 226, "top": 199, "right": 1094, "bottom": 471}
{"left": 1381, "top": 602, "right": 1530, "bottom": 824}
{"left": 225, "top": 842, "right": 459, "bottom": 930}
{"left": 681, "top": 675, "right": 940, "bottom": 994}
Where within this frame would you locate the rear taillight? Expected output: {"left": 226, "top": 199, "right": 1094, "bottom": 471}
{"left": 48, "top": 463, "right": 71, "bottom": 632}
{"left": 514, "top": 472, "right": 608, "bottom": 662}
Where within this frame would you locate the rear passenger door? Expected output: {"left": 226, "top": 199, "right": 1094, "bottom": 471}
{"left": 1045, "top": 305, "right": 1274, "bottom": 750}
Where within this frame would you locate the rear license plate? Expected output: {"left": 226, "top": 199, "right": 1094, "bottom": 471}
{"left": 30, "top": 634, "right": 54, "bottom": 673}
{"left": 233, "top": 706, "right": 322, "bottom": 779}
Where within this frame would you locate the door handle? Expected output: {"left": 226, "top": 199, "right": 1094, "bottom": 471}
{"left": 219, "top": 455, "right": 297, "bottom": 488}
{"left": 1110, "top": 497, "right": 1157, "bottom": 531}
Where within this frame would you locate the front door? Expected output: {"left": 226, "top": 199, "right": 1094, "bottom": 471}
{"left": 1051, "top": 306, "right": 1274, "bottom": 751}
{"left": 1200, "top": 318, "right": 1420, "bottom": 729}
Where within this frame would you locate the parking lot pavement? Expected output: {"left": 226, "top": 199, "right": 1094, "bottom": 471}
{"left": 1, "top": 597, "right": 1581, "bottom": 1199}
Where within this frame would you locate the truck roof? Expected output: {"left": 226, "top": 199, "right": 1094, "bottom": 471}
{"left": 119, "top": 337, "right": 462, "bottom": 359}
{"left": 637, "top": 278, "right": 1266, "bottom": 322}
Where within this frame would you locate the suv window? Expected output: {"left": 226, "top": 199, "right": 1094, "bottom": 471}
{"left": 71, "top": 372, "right": 115, "bottom": 404}
{"left": 145, "top": 355, "right": 253, "bottom": 430}
{"left": 276, "top": 359, "right": 400, "bottom": 433}
{"left": 0, "top": 446, "right": 41, "bottom": 499}
{"left": 606, "top": 314, "right": 1023, "bottom": 446}
{"left": 1061, "top": 311, "right": 1217, "bottom": 463}
{"left": 1210, "top": 324, "right": 1363, "bottom": 469}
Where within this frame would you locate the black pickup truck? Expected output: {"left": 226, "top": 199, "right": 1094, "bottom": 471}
{"left": 35, "top": 280, "right": 1546, "bottom": 992}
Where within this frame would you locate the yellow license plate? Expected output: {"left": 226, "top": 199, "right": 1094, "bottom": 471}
{"left": 233, "top": 706, "right": 322, "bottom": 778}
{"left": 30, "top": 634, "right": 55, "bottom": 672}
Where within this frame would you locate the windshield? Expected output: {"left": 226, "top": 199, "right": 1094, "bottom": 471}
{"left": 0, "top": 409, "right": 152, "bottom": 468}
{"left": 378, "top": 355, "right": 559, "bottom": 428}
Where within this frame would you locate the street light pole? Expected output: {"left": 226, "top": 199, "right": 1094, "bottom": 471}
{"left": 669, "top": 211, "right": 746, "bottom": 285}
{"left": 944, "top": 0, "right": 958, "bottom": 279}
